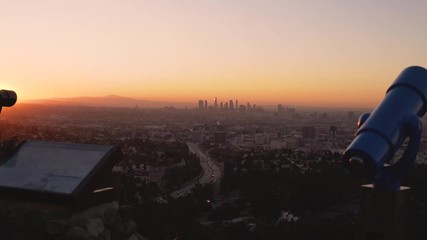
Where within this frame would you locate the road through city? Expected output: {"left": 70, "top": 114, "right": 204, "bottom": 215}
{"left": 168, "top": 142, "right": 222, "bottom": 199}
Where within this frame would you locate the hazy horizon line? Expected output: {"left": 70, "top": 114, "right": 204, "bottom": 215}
{"left": 16, "top": 94, "right": 374, "bottom": 111}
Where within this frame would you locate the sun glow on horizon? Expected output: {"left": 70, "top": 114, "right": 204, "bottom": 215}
{"left": 1, "top": 1, "right": 426, "bottom": 108}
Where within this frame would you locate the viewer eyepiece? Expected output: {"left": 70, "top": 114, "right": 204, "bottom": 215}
{"left": 348, "top": 156, "right": 365, "bottom": 174}
{"left": 0, "top": 90, "right": 17, "bottom": 107}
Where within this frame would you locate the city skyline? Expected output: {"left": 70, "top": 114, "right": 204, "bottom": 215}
{"left": 2, "top": 1, "right": 427, "bottom": 108}
{"left": 15, "top": 94, "right": 372, "bottom": 111}
{"left": 197, "top": 97, "right": 262, "bottom": 111}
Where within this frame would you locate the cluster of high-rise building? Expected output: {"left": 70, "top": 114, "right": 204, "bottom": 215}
{"left": 197, "top": 97, "right": 262, "bottom": 112}
{"left": 198, "top": 98, "right": 237, "bottom": 110}
{"left": 277, "top": 104, "right": 296, "bottom": 114}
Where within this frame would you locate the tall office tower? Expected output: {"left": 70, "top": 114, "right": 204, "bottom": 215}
{"left": 214, "top": 97, "right": 218, "bottom": 109}
{"left": 215, "top": 125, "right": 227, "bottom": 144}
{"left": 198, "top": 100, "right": 204, "bottom": 109}
{"left": 225, "top": 102, "right": 229, "bottom": 109}
{"left": 236, "top": 99, "right": 239, "bottom": 110}
{"left": 204, "top": 100, "right": 208, "bottom": 109}
{"left": 220, "top": 102, "right": 223, "bottom": 109}
{"left": 229, "top": 100, "right": 234, "bottom": 110}
{"left": 247, "top": 103, "right": 251, "bottom": 110}
{"left": 330, "top": 126, "right": 338, "bottom": 140}
{"left": 277, "top": 104, "right": 284, "bottom": 113}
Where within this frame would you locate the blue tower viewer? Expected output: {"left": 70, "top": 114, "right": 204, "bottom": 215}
{"left": 343, "top": 66, "right": 427, "bottom": 190}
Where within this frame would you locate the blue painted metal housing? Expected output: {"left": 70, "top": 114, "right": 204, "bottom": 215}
{"left": 343, "top": 66, "right": 427, "bottom": 190}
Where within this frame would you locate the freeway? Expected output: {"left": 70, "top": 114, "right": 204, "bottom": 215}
{"left": 168, "top": 142, "right": 222, "bottom": 199}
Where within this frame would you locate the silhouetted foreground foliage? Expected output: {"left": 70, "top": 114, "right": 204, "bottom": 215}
{"left": 122, "top": 149, "right": 366, "bottom": 240}
{"left": 133, "top": 200, "right": 228, "bottom": 240}
{"left": 404, "top": 165, "right": 427, "bottom": 240}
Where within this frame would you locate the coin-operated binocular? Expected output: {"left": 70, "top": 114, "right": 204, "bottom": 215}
{"left": 0, "top": 90, "right": 17, "bottom": 113}
{"left": 343, "top": 66, "right": 427, "bottom": 190}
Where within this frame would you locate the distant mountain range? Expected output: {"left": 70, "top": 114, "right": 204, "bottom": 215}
{"left": 28, "top": 95, "right": 193, "bottom": 109}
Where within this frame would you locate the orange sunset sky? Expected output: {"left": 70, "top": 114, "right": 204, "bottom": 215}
{"left": 1, "top": 0, "right": 427, "bottom": 108}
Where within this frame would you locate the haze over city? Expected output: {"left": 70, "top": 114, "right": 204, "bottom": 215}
{"left": 1, "top": 0, "right": 427, "bottom": 108}
{"left": 3, "top": 2, "right": 427, "bottom": 239}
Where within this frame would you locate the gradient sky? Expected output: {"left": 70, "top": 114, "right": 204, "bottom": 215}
{"left": 1, "top": 0, "right": 427, "bottom": 107}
